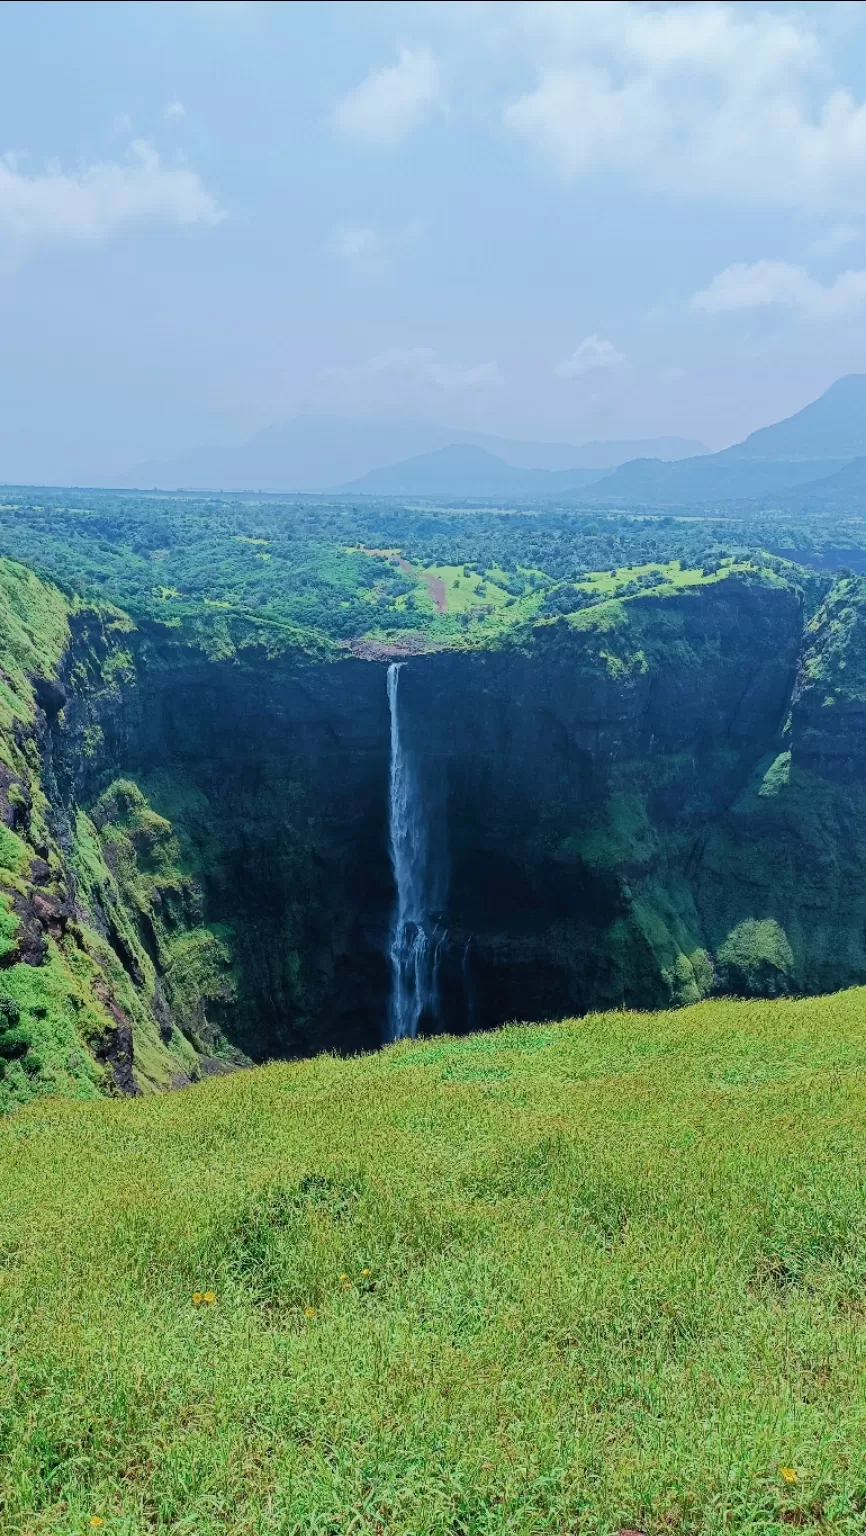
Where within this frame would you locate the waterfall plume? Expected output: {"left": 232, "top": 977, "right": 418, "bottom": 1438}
{"left": 386, "top": 662, "right": 444, "bottom": 1040}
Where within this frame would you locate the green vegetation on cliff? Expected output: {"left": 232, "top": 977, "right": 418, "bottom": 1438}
{"left": 4, "top": 994, "right": 866, "bottom": 1534}
{"left": 799, "top": 575, "right": 866, "bottom": 704}
{"left": 0, "top": 560, "right": 240, "bottom": 1111}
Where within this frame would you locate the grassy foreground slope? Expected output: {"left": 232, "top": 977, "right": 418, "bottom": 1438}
{"left": 4, "top": 997, "right": 866, "bottom": 1534}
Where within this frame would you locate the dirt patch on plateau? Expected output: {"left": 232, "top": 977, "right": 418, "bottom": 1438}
{"left": 398, "top": 557, "right": 447, "bottom": 613}
{"left": 361, "top": 549, "right": 448, "bottom": 613}
{"left": 425, "top": 574, "right": 447, "bottom": 613}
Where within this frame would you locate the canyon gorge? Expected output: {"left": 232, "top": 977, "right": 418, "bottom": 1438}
{"left": 3, "top": 556, "right": 866, "bottom": 1104}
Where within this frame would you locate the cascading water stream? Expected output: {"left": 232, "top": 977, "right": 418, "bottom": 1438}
{"left": 386, "top": 662, "right": 444, "bottom": 1040}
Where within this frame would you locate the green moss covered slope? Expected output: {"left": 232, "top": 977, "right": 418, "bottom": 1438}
{"left": 0, "top": 559, "right": 243, "bottom": 1111}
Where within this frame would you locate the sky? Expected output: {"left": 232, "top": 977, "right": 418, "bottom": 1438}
{"left": 6, "top": 0, "right": 866, "bottom": 480}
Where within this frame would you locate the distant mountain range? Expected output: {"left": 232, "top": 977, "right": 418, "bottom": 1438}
{"left": 578, "top": 453, "right": 849, "bottom": 506}
{"left": 339, "top": 374, "right": 866, "bottom": 505}
{"left": 113, "top": 418, "right": 707, "bottom": 494}
{"left": 579, "top": 375, "right": 866, "bottom": 508}
{"left": 96, "top": 374, "right": 866, "bottom": 506}
{"left": 337, "top": 444, "right": 613, "bottom": 497}
{"left": 739, "top": 453, "right": 866, "bottom": 517}
{"left": 723, "top": 374, "right": 866, "bottom": 461}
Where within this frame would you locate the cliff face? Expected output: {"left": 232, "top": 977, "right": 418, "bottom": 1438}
{"left": 0, "top": 567, "right": 205, "bottom": 1110}
{"left": 693, "top": 576, "right": 866, "bottom": 998}
{"left": 395, "top": 580, "right": 805, "bottom": 1025}
{"left": 52, "top": 575, "right": 813, "bottom": 1059}
{"left": 54, "top": 627, "right": 395, "bottom": 1062}
{"left": 3, "top": 559, "right": 866, "bottom": 1107}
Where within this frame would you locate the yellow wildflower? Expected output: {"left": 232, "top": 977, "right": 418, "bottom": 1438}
{"left": 202, "top": 1291, "right": 216, "bottom": 1304}
{"left": 360, "top": 1268, "right": 371, "bottom": 1277}
{"left": 339, "top": 1273, "right": 350, "bottom": 1284}
{"left": 191, "top": 1292, "right": 203, "bottom": 1305}
{"left": 303, "top": 1305, "right": 317, "bottom": 1319}
{"left": 90, "top": 1520, "right": 105, "bottom": 1530}
{"left": 780, "top": 1467, "right": 798, "bottom": 1485}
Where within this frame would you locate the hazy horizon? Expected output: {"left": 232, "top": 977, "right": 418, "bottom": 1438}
{"left": 6, "top": 0, "right": 866, "bottom": 483}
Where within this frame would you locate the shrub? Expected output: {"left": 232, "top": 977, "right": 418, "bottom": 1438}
{"left": 0, "top": 1026, "right": 33, "bottom": 1061}
{"left": 716, "top": 919, "right": 795, "bottom": 996}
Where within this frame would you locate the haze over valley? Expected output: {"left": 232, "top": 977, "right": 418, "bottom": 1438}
{"left": 112, "top": 420, "right": 708, "bottom": 495}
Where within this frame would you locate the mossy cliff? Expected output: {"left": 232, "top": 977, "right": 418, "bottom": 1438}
{"left": 2, "top": 555, "right": 866, "bottom": 1107}
{"left": 0, "top": 566, "right": 186, "bottom": 1108}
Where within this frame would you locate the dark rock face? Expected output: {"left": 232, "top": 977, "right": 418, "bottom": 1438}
{"left": 0, "top": 890, "right": 47, "bottom": 967}
{"left": 0, "top": 884, "right": 73, "bottom": 968}
{"left": 685, "top": 576, "right": 866, "bottom": 1000}
{"left": 0, "top": 764, "right": 29, "bottom": 834}
{"left": 392, "top": 583, "right": 803, "bottom": 1027}
{"left": 146, "top": 659, "right": 395, "bottom": 1058}
{"left": 789, "top": 577, "right": 866, "bottom": 783}
{"left": 32, "top": 676, "right": 67, "bottom": 719}
{"left": 92, "top": 985, "right": 139, "bottom": 1096}
{"left": 47, "top": 577, "right": 865, "bottom": 1061}
{"left": 55, "top": 644, "right": 396, "bottom": 1059}
{"left": 792, "top": 696, "right": 866, "bottom": 782}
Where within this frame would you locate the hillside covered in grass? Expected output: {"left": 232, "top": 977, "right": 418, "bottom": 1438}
{"left": 4, "top": 994, "right": 866, "bottom": 1534}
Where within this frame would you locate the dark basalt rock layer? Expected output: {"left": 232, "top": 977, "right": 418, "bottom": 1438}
{"left": 6, "top": 564, "right": 866, "bottom": 1103}
{"left": 36, "top": 574, "right": 866, "bottom": 1081}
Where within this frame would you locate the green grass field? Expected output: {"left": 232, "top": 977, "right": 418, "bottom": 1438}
{"left": 5, "top": 993, "right": 866, "bottom": 1534}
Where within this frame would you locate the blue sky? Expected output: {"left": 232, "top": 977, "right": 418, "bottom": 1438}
{"left": 6, "top": 0, "right": 866, "bottom": 480}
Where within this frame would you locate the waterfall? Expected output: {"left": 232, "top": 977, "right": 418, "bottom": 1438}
{"left": 386, "top": 662, "right": 443, "bottom": 1040}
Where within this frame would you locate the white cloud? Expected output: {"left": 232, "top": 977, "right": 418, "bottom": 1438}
{"left": 333, "top": 223, "right": 382, "bottom": 264}
{"left": 165, "top": 100, "right": 187, "bottom": 120}
{"left": 805, "top": 221, "right": 862, "bottom": 261}
{"left": 692, "top": 259, "right": 866, "bottom": 318}
{"left": 0, "top": 140, "right": 221, "bottom": 240}
{"left": 503, "top": 1, "right": 866, "bottom": 211}
{"left": 362, "top": 347, "right": 499, "bottom": 392}
{"left": 556, "top": 335, "right": 625, "bottom": 378}
{"left": 320, "top": 348, "right": 500, "bottom": 406}
{"left": 329, "top": 217, "right": 424, "bottom": 275}
{"left": 371, "top": 348, "right": 499, "bottom": 391}
{"left": 334, "top": 46, "right": 441, "bottom": 145}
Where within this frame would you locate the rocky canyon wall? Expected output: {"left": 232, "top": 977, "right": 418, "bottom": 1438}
{"left": 4, "top": 560, "right": 865, "bottom": 1106}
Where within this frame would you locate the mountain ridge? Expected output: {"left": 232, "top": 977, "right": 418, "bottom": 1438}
{"left": 720, "top": 373, "right": 866, "bottom": 462}
{"left": 578, "top": 374, "right": 866, "bottom": 507}
{"left": 110, "top": 417, "right": 707, "bottom": 494}
{"left": 336, "top": 443, "right": 610, "bottom": 497}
